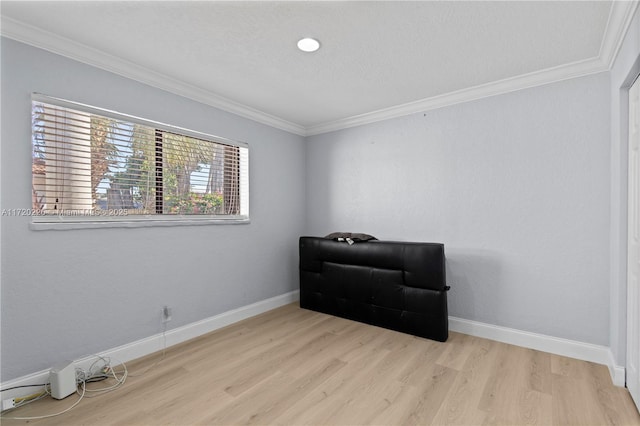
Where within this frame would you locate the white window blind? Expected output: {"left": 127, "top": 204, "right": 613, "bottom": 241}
{"left": 31, "top": 94, "right": 249, "bottom": 225}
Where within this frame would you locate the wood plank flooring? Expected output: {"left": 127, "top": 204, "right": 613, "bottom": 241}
{"left": 2, "top": 303, "right": 639, "bottom": 425}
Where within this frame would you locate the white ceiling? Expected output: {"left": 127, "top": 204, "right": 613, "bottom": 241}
{"left": 1, "top": 1, "right": 638, "bottom": 135}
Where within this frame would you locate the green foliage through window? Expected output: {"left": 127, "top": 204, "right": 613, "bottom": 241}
{"left": 31, "top": 95, "right": 249, "bottom": 222}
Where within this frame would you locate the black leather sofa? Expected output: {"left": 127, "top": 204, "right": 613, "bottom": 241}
{"left": 299, "top": 236, "right": 449, "bottom": 342}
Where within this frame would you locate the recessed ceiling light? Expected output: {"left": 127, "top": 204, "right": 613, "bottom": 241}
{"left": 297, "top": 37, "right": 320, "bottom": 53}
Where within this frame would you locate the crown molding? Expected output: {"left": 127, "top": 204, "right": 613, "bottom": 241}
{"left": 2, "top": 1, "right": 638, "bottom": 138}
{"left": 0, "top": 16, "right": 307, "bottom": 136}
{"left": 305, "top": 56, "right": 608, "bottom": 136}
{"left": 306, "top": 1, "right": 639, "bottom": 136}
{"left": 599, "top": 0, "right": 639, "bottom": 69}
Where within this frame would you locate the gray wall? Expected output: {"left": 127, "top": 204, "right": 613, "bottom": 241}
{"left": 306, "top": 73, "right": 612, "bottom": 345}
{"left": 2, "top": 18, "right": 636, "bottom": 382}
{"left": 0, "top": 38, "right": 307, "bottom": 381}
{"left": 609, "top": 8, "right": 640, "bottom": 366}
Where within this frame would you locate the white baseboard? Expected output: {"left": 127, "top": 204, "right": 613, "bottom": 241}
{"left": 2, "top": 293, "right": 626, "bottom": 405}
{"left": 0, "top": 290, "right": 300, "bottom": 402}
{"left": 449, "top": 316, "right": 626, "bottom": 387}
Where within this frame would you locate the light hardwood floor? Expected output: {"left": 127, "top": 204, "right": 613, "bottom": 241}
{"left": 3, "top": 303, "right": 640, "bottom": 425}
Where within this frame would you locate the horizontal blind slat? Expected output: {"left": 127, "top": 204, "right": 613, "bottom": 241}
{"left": 32, "top": 97, "right": 249, "bottom": 222}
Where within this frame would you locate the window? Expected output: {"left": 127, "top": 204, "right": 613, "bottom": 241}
{"left": 31, "top": 94, "right": 249, "bottom": 227}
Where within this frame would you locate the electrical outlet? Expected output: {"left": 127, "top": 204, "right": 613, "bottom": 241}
{"left": 2, "top": 398, "right": 15, "bottom": 411}
{"left": 162, "top": 305, "right": 172, "bottom": 323}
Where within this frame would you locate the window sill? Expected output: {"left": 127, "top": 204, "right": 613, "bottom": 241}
{"left": 30, "top": 217, "right": 250, "bottom": 231}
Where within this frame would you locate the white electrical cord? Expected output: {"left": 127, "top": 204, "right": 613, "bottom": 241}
{"left": 3, "top": 380, "right": 87, "bottom": 421}
{"left": 129, "top": 322, "right": 167, "bottom": 377}
{"left": 8, "top": 389, "right": 49, "bottom": 410}
{"left": 0, "top": 327, "right": 166, "bottom": 420}
{"left": 0, "top": 354, "right": 127, "bottom": 420}
{"left": 81, "top": 356, "right": 128, "bottom": 398}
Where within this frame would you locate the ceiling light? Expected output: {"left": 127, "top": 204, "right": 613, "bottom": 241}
{"left": 297, "top": 38, "right": 320, "bottom": 53}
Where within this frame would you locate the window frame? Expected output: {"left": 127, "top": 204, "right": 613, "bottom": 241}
{"left": 30, "top": 93, "right": 250, "bottom": 230}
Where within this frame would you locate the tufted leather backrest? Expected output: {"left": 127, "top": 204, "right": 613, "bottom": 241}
{"left": 299, "top": 237, "right": 446, "bottom": 291}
